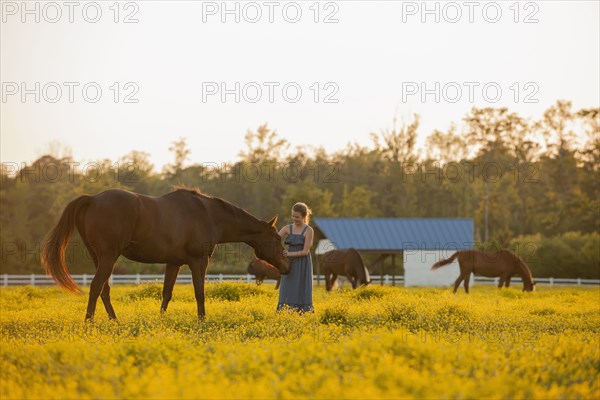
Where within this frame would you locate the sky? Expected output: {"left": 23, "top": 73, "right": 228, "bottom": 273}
{"left": 1, "top": 1, "right": 599, "bottom": 172}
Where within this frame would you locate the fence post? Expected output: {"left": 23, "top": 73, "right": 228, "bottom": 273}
{"left": 246, "top": 274, "right": 251, "bottom": 283}
{"left": 82, "top": 274, "right": 87, "bottom": 286}
{"left": 219, "top": 273, "right": 223, "bottom": 282}
{"left": 384, "top": 275, "right": 390, "bottom": 285}
{"left": 549, "top": 277, "right": 554, "bottom": 286}
{"left": 577, "top": 278, "right": 581, "bottom": 286}
{"left": 3, "top": 274, "right": 7, "bottom": 287}
{"left": 136, "top": 273, "right": 141, "bottom": 284}
{"left": 494, "top": 277, "right": 499, "bottom": 286}
{"left": 30, "top": 274, "right": 35, "bottom": 286}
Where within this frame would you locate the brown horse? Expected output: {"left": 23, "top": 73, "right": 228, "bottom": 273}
{"left": 247, "top": 259, "right": 281, "bottom": 289}
{"left": 431, "top": 249, "right": 536, "bottom": 293}
{"left": 41, "top": 188, "right": 290, "bottom": 321}
{"left": 323, "top": 248, "right": 371, "bottom": 291}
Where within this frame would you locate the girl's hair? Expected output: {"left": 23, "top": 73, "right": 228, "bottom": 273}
{"left": 292, "top": 202, "right": 312, "bottom": 223}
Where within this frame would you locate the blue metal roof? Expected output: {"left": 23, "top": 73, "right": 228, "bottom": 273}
{"left": 313, "top": 218, "right": 474, "bottom": 251}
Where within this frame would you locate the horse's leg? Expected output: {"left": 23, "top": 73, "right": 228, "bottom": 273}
{"left": 86, "top": 259, "right": 117, "bottom": 319}
{"left": 81, "top": 237, "right": 116, "bottom": 320}
{"left": 161, "top": 263, "right": 181, "bottom": 313}
{"left": 85, "top": 252, "right": 118, "bottom": 321}
{"left": 325, "top": 269, "right": 332, "bottom": 291}
{"left": 189, "top": 256, "right": 209, "bottom": 320}
{"left": 498, "top": 274, "right": 506, "bottom": 289}
{"left": 505, "top": 275, "right": 512, "bottom": 288}
{"left": 349, "top": 275, "right": 358, "bottom": 289}
{"left": 275, "top": 278, "right": 280, "bottom": 290}
{"left": 100, "top": 284, "right": 117, "bottom": 320}
{"left": 453, "top": 274, "right": 464, "bottom": 294}
{"left": 331, "top": 274, "right": 338, "bottom": 290}
{"left": 463, "top": 273, "right": 471, "bottom": 294}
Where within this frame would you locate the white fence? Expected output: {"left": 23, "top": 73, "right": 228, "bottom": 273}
{"left": 2, "top": 274, "right": 599, "bottom": 287}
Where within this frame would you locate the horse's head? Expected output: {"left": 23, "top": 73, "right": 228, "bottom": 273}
{"left": 359, "top": 255, "right": 371, "bottom": 287}
{"left": 523, "top": 280, "right": 536, "bottom": 292}
{"left": 356, "top": 275, "right": 373, "bottom": 287}
{"left": 247, "top": 261, "right": 257, "bottom": 275}
{"left": 247, "top": 261, "right": 263, "bottom": 284}
{"left": 511, "top": 251, "right": 536, "bottom": 292}
{"left": 251, "top": 216, "right": 291, "bottom": 275}
{"left": 248, "top": 259, "right": 281, "bottom": 285}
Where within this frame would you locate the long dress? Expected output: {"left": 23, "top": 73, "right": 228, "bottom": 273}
{"left": 277, "top": 224, "right": 314, "bottom": 313}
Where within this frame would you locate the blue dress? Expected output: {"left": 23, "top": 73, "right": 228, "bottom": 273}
{"left": 277, "top": 224, "right": 314, "bottom": 313}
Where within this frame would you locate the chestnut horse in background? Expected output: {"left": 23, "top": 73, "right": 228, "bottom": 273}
{"left": 247, "top": 259, "right": 281, "bottom": 289}
{"left": 431, "top": 249, "right": 536, "bottom": 293}
{"left": 323, "top": 248, "right": 371, "bottom": 291}
{"left": 41, "top": 188, "right": 290, "bottom": 321}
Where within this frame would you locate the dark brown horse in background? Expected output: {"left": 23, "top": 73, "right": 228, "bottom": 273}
{"left": 323, "top": 248, "right": 371, "bottom": 291}
{"left": 41, "top": 188, "right": 290, "bottom": 321}
{"left": 247, "top": 259, "right": 281, "bottom": 289}
{"left": 431, "top": 249, "right": 536, "bottom": 293}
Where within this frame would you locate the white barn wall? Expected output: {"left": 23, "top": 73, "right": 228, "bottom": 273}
{"left": 316, "top": 239, "right": 337, "bottom": 255}
{"left": 404, "top": 250, "right": 475, "bottom": 288}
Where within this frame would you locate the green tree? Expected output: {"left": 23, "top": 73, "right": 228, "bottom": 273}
{"left": 164, "top": 137, "right": 192, "bottom": 181}
{"left": 425, "top": 125, "right": 468, "bottom": 162}
{"left": 534, "top": 101, "right": 585, "bottom": 234}
{"left": 336, "top": 185, "right": 378, "bottom": 217}
{"left": 370, "top": 114, "right": 421, "bottom": 217}
{"left": 280, "top": 180, "right": 334, "bottom": 224}
{"left": 238, "top": 123, "right": 289, "bottom": 163}
{"left": 118, "top": 150, "right": 155, "bottom": 193}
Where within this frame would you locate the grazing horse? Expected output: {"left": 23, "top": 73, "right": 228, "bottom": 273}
{"left": 431, "top": 249, "right": 536, "bottom": 293}
{"left": 41, "top": 188, "right": 290, "bottom": 321}
{"left": 247, "top": 259, "right": 281, "bottom": 289}
{"left": 323, "top": 248, "right": 371, "bottom": 291}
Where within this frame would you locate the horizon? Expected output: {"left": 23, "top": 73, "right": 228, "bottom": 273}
{"left": 2, "top": 98, "right": 596, "bottom": 175}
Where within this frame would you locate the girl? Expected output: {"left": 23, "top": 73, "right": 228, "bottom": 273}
{"left": 277, "top": 202, "right": 314, "bottom": 313}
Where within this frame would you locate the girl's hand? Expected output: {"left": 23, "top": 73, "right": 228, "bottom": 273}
{"left": 283, "top": 249, "right": 288, "bottom": 257}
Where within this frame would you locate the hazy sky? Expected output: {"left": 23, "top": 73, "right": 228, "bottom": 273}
{"left": 1, "top": 1, "right": 599, "bottom": 171}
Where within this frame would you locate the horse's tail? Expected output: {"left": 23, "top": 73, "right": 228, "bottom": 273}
{"left": 431, "top": 251, "right": 459, "bottom": 271}
{"left": 41, "top": 195, "right": 92, "bottom": 294}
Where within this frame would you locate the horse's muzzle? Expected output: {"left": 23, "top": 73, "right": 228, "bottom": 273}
{"left": 280, "top": 259, "right": 291, "bottom": 275}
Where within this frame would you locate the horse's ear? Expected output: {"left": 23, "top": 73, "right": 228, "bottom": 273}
{"left": 267, "top": 215, "right": 278, "bottom": 227}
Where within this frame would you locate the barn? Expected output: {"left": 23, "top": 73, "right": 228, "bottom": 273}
{"left": 312, "top": 218, "right": 474, "bottom": 287}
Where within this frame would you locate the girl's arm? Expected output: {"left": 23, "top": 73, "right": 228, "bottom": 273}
{"left": 278, "top": 225, "right": 289, "bottom": 238}
{"left": 287, "top": 227, "right": 314, "bottom": 257}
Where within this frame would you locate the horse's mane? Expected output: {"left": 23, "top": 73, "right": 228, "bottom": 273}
{"left": 171, "top": 186, "right": 265, "bottom": 228}
{"left": 172, "top": 185, "right": 202, "bottom": 195}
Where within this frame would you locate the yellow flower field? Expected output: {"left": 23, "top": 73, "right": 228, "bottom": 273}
{"left": 1, "top": 283, "right": 599, "bottom": 399}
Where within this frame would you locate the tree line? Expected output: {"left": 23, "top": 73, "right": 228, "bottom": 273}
{"left": 1, "top": 100, "right": 598, "bottom": 278}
